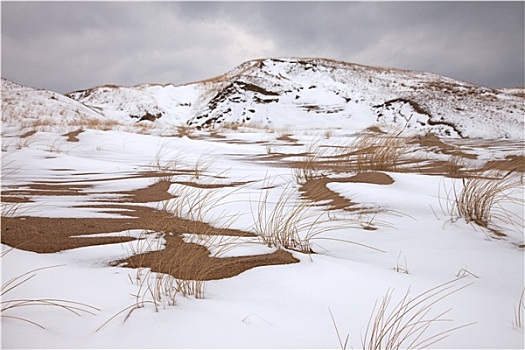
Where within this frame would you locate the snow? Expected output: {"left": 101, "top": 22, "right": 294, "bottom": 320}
{"left": 7, "top": 57, "right": 517, "bottom": 139}
{"left": 2, "top": 125, "right": 524, "bottom": 349}
{"left": 1, "top": 63, "right": 524, "bottom": 349}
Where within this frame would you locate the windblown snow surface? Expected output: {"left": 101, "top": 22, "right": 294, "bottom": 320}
{"left": 1, "top": 58, "right": 524, "bottom": 349}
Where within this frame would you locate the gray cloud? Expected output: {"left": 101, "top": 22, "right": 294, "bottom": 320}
{"left": 2, "top": 1, "right": 523, "bottom": 93}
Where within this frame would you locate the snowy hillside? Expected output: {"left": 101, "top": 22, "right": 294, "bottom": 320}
{"left": 62, "top": 58, "right": 524, "bottom": 139}
{"left": 1, "top": 78, "right": 113, "bottom": 130}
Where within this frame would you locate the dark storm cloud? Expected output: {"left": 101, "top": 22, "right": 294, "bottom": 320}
{"left": 1, "top": 1, "right": 523, "bottom": 93}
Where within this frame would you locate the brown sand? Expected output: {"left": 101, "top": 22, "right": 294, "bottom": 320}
{"left": 411, "top": 133, "right": 477, "bottom": 159}
{"left": 276, "top": 134, "right": 300, "bottom": 143}
{"left": 483, "top": 155, "right": 525, "bottom": 173}
{"left": 118, "top": 234, "right": 298, "bottom": 280}
{"left": 1, "top": 174, "right": 298, "bottom": 280}
{"left": 20, "top": 130, "right": 37, "bottom": 138}
{"left": 299, "top": 172, "right": 394, "bottom": 212}
{"left": 62, "top": 129, "right": 84, "bottom": 142}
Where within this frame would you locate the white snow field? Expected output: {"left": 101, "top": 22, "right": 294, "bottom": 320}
{"left": 1, "top": 59, "right": 524, "bottom": 349}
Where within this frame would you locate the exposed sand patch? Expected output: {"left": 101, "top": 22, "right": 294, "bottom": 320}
{"left": 1, "top": 183, "right": 93, "bottom": 197}
{"left": 118, "top": 181, "right": 175, "bottom": 203}
{"left": 117, "top": 235, "right": 298, "bottom": 280}
{"left": 299, "top": 172, "right": 394, "bottom": 212}
{"left": 19, "top": 130, "right": 37, "bottom": 138}
{"left": 62, "top": 128, "right": 84, "bottom": 142}
{"left": 1, "top": 173, "right": 298, "bottom": 280}
{"left": 411, "top": 133, "right": 478, "bottom": 159}
{"left": 0, "top": 196, "right": 33, "bottom": 203}
{"left": 1, "top": 203, "right": 255, "bottom": 253}
{"left": 173, "top": 180, "right": 255, "bottom": 189}
{"left": 484, "top": 155, "right": 525, "bottom": 173}
{"left": 276, "top": 134, "right": 300, "bottom": 143}
{"left": 251, "top": 151, "right": 310, "bottom": 162}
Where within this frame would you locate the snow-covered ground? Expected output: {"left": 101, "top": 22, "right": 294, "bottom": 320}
{"left": 1, "top": 59, "right": 524, "bottom": 348}
{"left": 1, "top": 122, "right": 523, "bottom": 349}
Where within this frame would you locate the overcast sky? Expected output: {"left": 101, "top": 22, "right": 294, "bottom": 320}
{"left": 2, "top": 1, "right": 524, "bottom": 93}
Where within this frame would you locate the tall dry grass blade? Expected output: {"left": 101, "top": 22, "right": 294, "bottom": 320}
{"left": 361, "top": 278, "right": 474, "bottom": 350}
{"left": 1, "top": 315, "right": 46, "bottom": 329}
{"left": 329, "top": 307, "right": 350, "bottom": 350}
{"left": 95, "top": 302, "right": 155, "bottom": 332}
{"left": 514, "top": 287, "right": 525, "bottom": 329}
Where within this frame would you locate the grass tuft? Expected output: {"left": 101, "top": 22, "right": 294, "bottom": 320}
{"left": 442, "top": 168, "right": 524, "bottom": 237}
{"left": 350, "top": 133, "right": 407, "bottom": 172}
{"left": 251, "top": 181, "right": 384, "bottom": 254}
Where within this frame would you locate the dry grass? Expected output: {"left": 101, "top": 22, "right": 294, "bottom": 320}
{"left": 191, "top": 153, "right": 218, "bottom": 181}
{"left": 289, "top": 133, "right": 409, "bottom": 181}
{"left": 1, "top": 261, "right": 99, "bottom": 329}
{"left": 114, "top": 176, "right": 251, "bottom": 316}
{"left": 251, "top": 182, "right": 384, "bottom": 254}
{"left": 46, "top": 138, "right": 66, "bottom": 153}
{"left": 442, "top": 169, "right": 524, "bottom": 236}
{"left": 19, "top": 118, "right": 56, "bottom": 130}
{"left": 149, "top": 143, "right": 184, "bottom": 182}
{"left": 394, "top": 252, "right": 409, "bottom": 274}
{"left": 349, "top": 133, "right": 407, "bottom": 173}
{"left": 361, "top": 278, "right": 475, "bottom": 349}
{"left": 329, "top": 307, "right": 350, "bottom": 350}
{"left": 99, "top": 229, "right": 218, "bottom": 330}
{"left": 149, "top": 144, "right": 218, "bottom": 182}
{"left": 292, "top": 142, "right": 327, "bottom": 184}
{"left": 162, "top": 177, "right": 237, "bottom": 225}
{"left": 444, "top": 151, "right": 468, "bottom": 178}
{"left": 514, "top": 287, "right": 525, "bottom": 329}
{"left": 16, "top": 115, "right": 106, "bottom": 131}
{"left": 175, "top": 126, "right": 195, "bottom": 138}
{"left": 70, "top": 117, "right": 121, "bottom": 131}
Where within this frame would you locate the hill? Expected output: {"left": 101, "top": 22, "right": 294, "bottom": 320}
{"left": 3, "top": 58, "right": 524, "bottom": 138}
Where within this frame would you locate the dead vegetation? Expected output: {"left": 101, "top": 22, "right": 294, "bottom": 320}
{"left": 441, "top": 166, "right": 524, "bottom": 238}
{"left": 361, "top": 278, "right": 475, "bottom": 350}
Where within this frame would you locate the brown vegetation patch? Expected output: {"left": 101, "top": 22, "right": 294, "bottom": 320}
{"left": 404, "top": 160, "right": 462, "bottom": 177}
{"left": 209, "top": 131, "right": 227, "bottom": 139}
{"left": 300, "top": 177, "right": 356, "bottom": 211}
{"left": 346, "top": 172, "right": 395, "bottom": 185}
